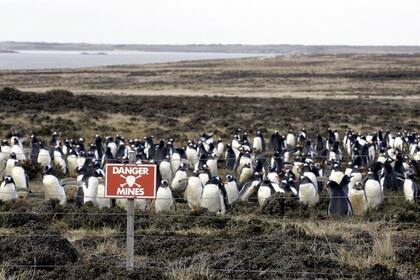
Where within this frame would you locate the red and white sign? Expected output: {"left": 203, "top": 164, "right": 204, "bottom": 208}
{"left": 105, "top": 164, "right": 157, "bottom": 199}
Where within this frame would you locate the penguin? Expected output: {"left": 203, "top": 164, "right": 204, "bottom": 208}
{"left": 95, "top": 170, "right": 112, "bottom": 208}
{"left": 253, "top": 131, "right": 265, "bottom": 153}
{"left": 94, "top": 135, "right": 104, "bottom": 160}
{"left": 215, "top": 138, "right": 225, "bottom": 158}
{"left": 11, "top": 138, "right": 25, "bottom": 161}
{"left": 364, "top": 170, "right": 383, "bottom": 210}
{"left": 348, "top": 182, "right": 367, "bottom": 216}
{"left": 1, "top": 139, "right": 12, "bottom": 160}
{"left": 206, "top": 153, "right": 218, "bottom": 177}
{"left": 198, "top": 165, "right": 211, "bottom": 186}
{"left": 37, "top": 142, "right": 51, "bottom": 167}
{"left": 280, "top": 175, "right": 298, "bottom": 196}
{"left": 0, "top": 176, "right": 16, "bottom": 201}
{"left": 258, "top": 178, "right": 275, "bottom": 207}
{"left": 29, "top": 134, "right": 40, "bottom": 163}
{"left": 240, "top": 172, "right": 262, "bottom": 202}
{"left": 49, "top": 131, "right": 60, "bottom": 149}
{"left": 286, "top": 130, "right": 296, "bottom": 149}
{"left": 53, "top": 146, "right": 67, "bottom": 175}
{"left": 84, "top": 169, "right": 103, "bottom": 206}
{"left": 403, "top": 172, "right": 419, "bottom": 203}
{"left": 67, "top": 149, "right": 78, "bottom": 173}
{"left": 170, "top": 149, "right": 181, "bottom": 174}
{"left": 185, "top": 171, "right": 203, "bottom": 211}
{"left": 201, "top": 177, "right": 226, "bottom": 214}
{"left": 101, "top": 147, "right": 114, "bottom": 167}
{"left": 4, "top": 152, "right": 16, "bottom": 176}
{"left": 224, "top": 175, "right": 239, "bottom": 205}
{"left": 170, "top": 162, "right": 188, "bottom": 192}
{"left": 107, "top": 137, "right": 117, "bottom": 158}
{"left": 159, "top": 156, "right": 173, "bottom": 185}
{"left": 42, "top": 166, "right": 66, "bottom": 205}
{"left": 329, "top": 163, "right": 344, "bottom": 185}
{"left": 154, "top": 180, "right": 175, "bottom": 214}
{"left": 238, "top": 162, "right": 253, "bottom": 187}
{"left": 186, "top": 141, "right": 198, "bottom": 169}
{"left": 302, "top": 163, "right": 318, "bottom": 192}
{"left": 298, "top": 175, "right": 319, "bottom": 206}
{"left": 225, "top": 144, "right": 236, "bottom": 170}
{"left": 11, "top": 161, "right": 29, "bottom": 198}
{"left": 327, "top": 175, "right": 352, "bottom": 216}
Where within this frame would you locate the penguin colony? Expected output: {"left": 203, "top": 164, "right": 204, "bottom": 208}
{"left": 0, "top": 128, "right": 419, "bottom": 216}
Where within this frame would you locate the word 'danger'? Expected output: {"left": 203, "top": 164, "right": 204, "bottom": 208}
{"left": 105, "top": 164, "right": 157, "bottom": 199}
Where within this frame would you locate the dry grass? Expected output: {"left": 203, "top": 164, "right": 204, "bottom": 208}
{"left": 63, "top": 226, "right": 119, "bottom": 242}
{"left": 164, "top": 255, "right": 215, "bottom": 280}
{"left": 94, "top": 238, "right": 125, "bottom": 256}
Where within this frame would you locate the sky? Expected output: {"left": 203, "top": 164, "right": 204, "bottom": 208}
{"left": 1, "top": 0, "right": 420, "bottom": 45}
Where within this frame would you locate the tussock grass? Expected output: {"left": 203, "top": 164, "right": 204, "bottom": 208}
{"left": 164, "top": 255, "right": 215, "bottom": 280}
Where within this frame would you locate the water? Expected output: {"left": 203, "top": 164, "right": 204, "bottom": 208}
{"left": 0, "top": 50, "right": 266, "bottom": 70}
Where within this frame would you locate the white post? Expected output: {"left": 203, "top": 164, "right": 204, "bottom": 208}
{"left": 126, "top": 150, "right": 136, "bottom": 270}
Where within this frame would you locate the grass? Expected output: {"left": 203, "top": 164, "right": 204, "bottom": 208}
{"left": 164, "top": 255, "right": 215, "bottom": 280}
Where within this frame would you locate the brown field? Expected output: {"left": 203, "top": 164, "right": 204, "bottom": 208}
{"left": 0, "top": 54, "right": 419, "bottom": 279}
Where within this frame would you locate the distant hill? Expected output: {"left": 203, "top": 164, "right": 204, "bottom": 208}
{"left": 1, "top": 41, "right": 420, "bottom": 54}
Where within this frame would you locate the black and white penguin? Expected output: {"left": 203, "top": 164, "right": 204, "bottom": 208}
{"left": 185, "top": 171, "right": 203, "bottom": 211}
{"left": 298, "top": 175, "right": 319, "bottom": 206}
{"left": 1, "top": 139, "right": 12, "bottom": 161}
{"left": 224, "top": 175, "right": 239, "bottom": 205}
{"left": 49, "top": 132, "right": 60, "bottom": 149}
{"left": 253, "top": 131, "right": 265, "bottom": 153}
{"left": 286, "top": 130, "right": 296, "bottom": 150}
{"left": 186, "top": 141, "right": 198, "bottom": 169}
{"left": 348, "top": 182, "right": 367, "bottom": 216}
{"left": 280, "top": 175, "right": 298, "bottom": 196}
{"left": 201, "top": 177, "right": 226, "bottom": 214}
{"left": 159, "top": 156, "right": 173, "bottom": 185}
{"left": 11, "top": 138, "right": 26, "bottom": 161}
{"left": 381, "top": 159, "right": 404, "bottom": 192}
{"left": 0, "top": 176, "right": 16, "bottom": 201}
{"left": 4, "top": 152, "right": 16, "bottom": 176}
{"left": 198, "top": 165, "right": 211, "bottom": 186}
{"left": 37, "top": 142, "right": 51, "bottom": 167}
{"left": 95, "top": 168, "right": 111, "bottom": 208}
{"left": 94, "top": 135, "right": 104, "bottom": 160}
{"left": 84, "top": 168, "right": 103, "bottom": 206}
{"left": 238, "top": 162, "right": 253, "bottom": 187}
{"left": 101, "top": 147, "right": 114, "bottom": 167}
{"left": 257, "top": 178, "right": 276, "bottom": 207}
{"left": 239, "top": 172, "right": 262, "bottom": 202}
{"left": 42, "top": 166, "right": 66, "bottom": 205}
{"left": 206, "top": 153, "right": 218, "bottom": 177}
{"left": 29, "top": 134, "right": 40, "bottom": 163}
{"left": 154, "top": 180, "right": 175, "bottom": 214}
{"left": 11, "top": 161, "right": 29, "bottom": 198}
{"left": 327, "top": 175, "right": 352, "bottom": 216}
{"left": 225, "top": 144, "right": 236, "bottom": 170}
{"left": 403, "top": 172, "right": 419, "bottom": 203}
{"left": 171, "top": 162, "right": 188, "bottom": 192}
{"left": 364, "top": 170, "right": 383, "bottom": 210}
{"left": 53, "top": 145, "right": 67, "bottom": 175}
{"left": 106, "top": 136, "right": 117, "bottom": 158}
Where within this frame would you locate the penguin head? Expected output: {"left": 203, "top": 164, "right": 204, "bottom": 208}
{"left": 4, "top": 176, "right": 14, "bottom": 184}
{"left": 10, "top": 152, "right": 16, "bottom": 160}
{"left": 44, "top": 165, "right": 53, "bottom": 175}
{"left": 161, "top": 180, "right": 169, "bottom": 188}
{"left": 226, "top": 175, "right": 233, "bottom": 182}
{"left": 94, "top": 169, "right": 104, "bottom": 178}
{"left": 13, "top": 138, "right": 19, "bottom": 145}
{"left": 353, "top": 182, "right": 363, "bottom": 191}
{"left": 1, "top": 139, "right": 8, "bottom": 146}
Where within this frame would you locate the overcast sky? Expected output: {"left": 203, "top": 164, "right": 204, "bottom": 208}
{"left": 1, "top": 0, "right": 419, "bottom": 45}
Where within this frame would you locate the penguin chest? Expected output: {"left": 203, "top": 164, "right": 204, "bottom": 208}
{"left": 0, "top": 183, "right": 16, "bottom": 201}
{"left": 403, "top": 180, "right": 414, "bottom": 202}
{"left": 258, "top": 186, "right": 272, "bottom": 207}
{"left": 12, "top": 167, "right": 27, "bottom": 189}
{"left": 201, "top": 184, "right": 221, "bottom": 212}
{"left": 85, "top": 177, "right": 99, "bottom": 204}
{"left": 206, "top": 159, "right": 218, "bottom": 176}
{"left": 171, "top": 171, "right": 187, "bottom": 191}
{"left": 38, "top": 149, "right": 51, "bottom": 166}
{"left": 365, "top": 180, "right": 383, "bottom": 209}
{"left": 253, "top": 137, "right": 262, "bottom": 151}
{"left": 299, "top": 183, "right": 318, "bottom": 205}
{"left": 155, "top": 188, "right": 174, "bottom": 213}
{"left": 348, "top": 190, "right": 367, "bottom": 216}
{"left": 225, "top": 182, "right": 239, "bottom": 204}
{"left": 199, "top": 173, "right": 209, "bottom": 186}
{"left": 67, "top": 155, "right": 78, "bottom": 172}
{"left": 159, "top": 162, "right": 172, "bottom": 182}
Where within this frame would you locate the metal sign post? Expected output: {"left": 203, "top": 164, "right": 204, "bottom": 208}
{"left": 105, "top": 151, "right": 157, "bottom": 271}
{"left": 127, "top": 150, "right": 136, "bottom": 270}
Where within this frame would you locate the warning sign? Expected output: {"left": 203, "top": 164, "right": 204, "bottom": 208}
{"left": 105, "top": 164, "right": 157, "bottom": 198}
